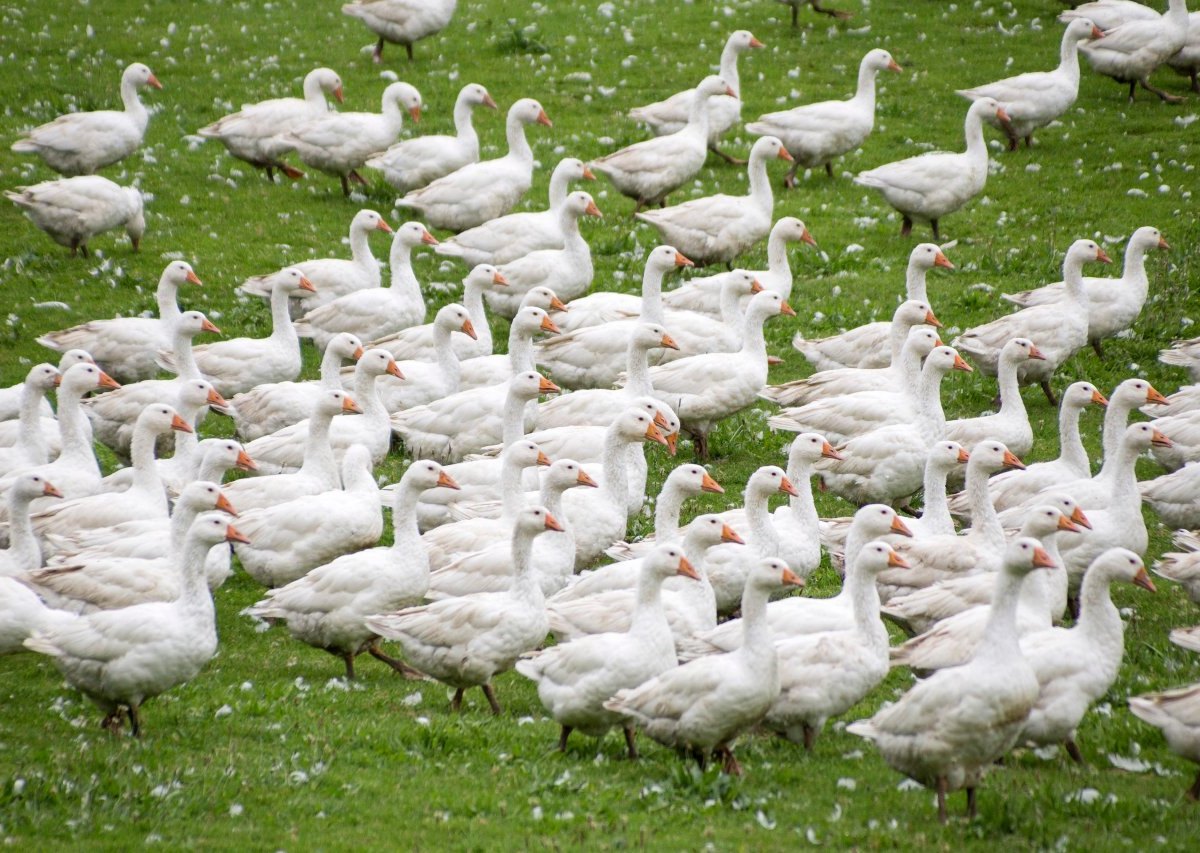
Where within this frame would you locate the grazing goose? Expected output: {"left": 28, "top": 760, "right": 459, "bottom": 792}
{"left": 37, "top": 261, "right": 202, "bottom": 384}
{"left": 342, "top": 0, "right": 458, "bottom": 62}
{"left": 1129, "top": 682, "right": 1200, "bottom": 801}
{"left": 23, "top": 515, "right": 244, "bottom": 735}
{"left": 854, "top": 97, "right": 1007, "bottom": 239}
{"left": 11, "top": 63, "right": 161, "bottom": 176}
{"left": 197, "top": 67, "right": 344, "bottom": 181}
{"left": 848, "top": 538, "right": 1056, "bottom": 823}
{"left": 7, "top": 176, "right": 144, "bottom": 256}
{"left": 396, "top": 98, "right": 552, "bottom": 231}
{"left": 1078, "top": 0, "right": 1190, "bottom": 102}
{"left": 748, "top": 48, "right": 901, "bottom": 183}
{"left": 364, "top": 83, "right": 496, "bottom": 192}
{"left": 957, "top": 18, "right": 1103, "bottom": 149}
{"left": 634, "top": 136, "right": 793, "bottom": 267}
{"left": 0, "top": 474, "right": 62, "bottom": 576}
{"left": 277, "top": 81, "right": 423, "bottom": 196}
{"left": 366, "top": 506, "right": 561, "bottom": 715}
{"left": 628, "top": 30, "right": 764, "bottom": 164}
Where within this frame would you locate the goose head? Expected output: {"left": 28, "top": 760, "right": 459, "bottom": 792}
{"left": 728, "top": 30, "right": 765, "bottom": 52}
{"left": 509, "top": 370, "right": 560, "bottom": 402}
{"left": 720, "top": 270, "right": 763, "bottom": 298}
{"left": 138, "top": 403, "right": 192, "bottom": 437}
{"left": 24, "top": 363, "right": 61, "bottom": 393}
{"left": 902, "top": 326, "right": 943, "bottom": 359}
{"left": 613, "top": 407, "right": 669, "bottom": 449}
{"left": 309, "top": 67, "right": 344, "bottom": 104}
{"left": 124, "top": 62, "right": 162, "bottom": 91}
{"left": 502, "top": 439, "right": 552, "bottom": 470}
{"left": 328, "top": 333, "right": 365, "bottom": 362}
{"left": 999, "top": 337, "right": 1045, "bottom": 367}
{"left": 57, "top": 349, "right": 95, "bottom": 371}
{"left": 745, "top": 290, "right": 795, "bottom": 322}
{"left": 894, "top": 299, "right": 941, "bottom": 329}
{"left": 553, "top": 157, "right": 595, "bottom": 183}
{"left": 434, "top": 303, "right": 476, "bottom": 340}
{"left": 748, "top": 557, "right": 805, "bottom": 593}
{"left": 177, "top": 379, "right": 227, "bottom": 412}
{"left": 383, "top": 81, "right": 423, "bottom": 122}
{"left": 1090, "top": 548, "right": 1156, "bottom": 592}
{"left": 966, "top": 96, "right": 1010, "bottom": 126}
{"left": 464, "top": 263, "right": 508, "bottom": 292}
{"left": 563, "top": 191, "right": 602, "bottom": 220}
{"left": 62, "top": 362, "right": 120, "bottom": 394}
{"left": 686, "top": 513, "right": 745, "bottom": 549}
{"left": 315, "top": 389, "right": 361, "bottom": 419}
{"left": 789, "top": 432, "right": 843, "bottom": 465}
{"left": 190, "top": 512, "right": 250, "bottom": 548}
{"left": 645, "top": 543, "right": 700, "bottom": 583}
{"left": 1004, "top": 536, "right": 1058, "bottom": 577}
{"left": 909, "top": 242, "right": 954, "bottom": 272}
{"left": 264, "top": 267, "right": 316, "bottom": 297}
{"left": 1131, "top": 225, "right": 1169, "bottom": 253}
{"left": 197, "top": 438, "right": 257, "bottom": 473}
{"left": 1019, "top": 504, "right": 1083, "bottom": 541}
{"left": 1111, "top": 377, "right": 1168, "bottom": 409}
{"left": 543, "top": 458, "right": 599, "bottom": 493}
{"left": 772, "top": 216, "right": 817, "bottom": 247}
{"left": 394, "top": 220, "right": 439, "bottom": 249}
{"left": 1063, "top": 16, "right": 1105, "bottom": 43}
{"left": 1038, "top": 494, "right": 1091, "bottom": 530}
{"left": 513, "top": 306, "right": 560, "bottom": 337}
{"left": 175, "top": 311, "right": 221, "bottom": 340}
{"left": 162, "top": 260, "right": 203, "bottom": 289}
{"left": 402, "top": 458, "right": 460, "bottom": 493}
{"left": 856, "top": 540, "right": 909, "bottom": 576}
{"left": 864, "top": 48, "right": 903, "bottom": 75}
{"left": 967, "top": 439, "right": 1024, "bottom": 474}
{"left": 1065, "top": 238, "right": 1112, "bottom": 268}
{"left": 351, "top": 209, "right": 394, "bottom": 237}
{"left": 669, "top": 463, "right": 724, "bottom": 496}
{"left": 749, "top": 135, "right": 793, "bottom": 163}
{"left": 177, "top": 481, "right": 238, "bottom": 518}
{"left": 356, "top": 348, "right": 404, "bottom": 380}
{"left": 928, "top": 440, "right": 970, "bottom": 472}
{"left": 746, "top": 465, "right": 798, "bottom": 501}
{"left": 645, "top": 244, "right": 694, "bottom": 276}
{"left": 696, "top": 74, "right": 738, "bottom": 101}
{"left": 511, "top": 98, "right": 552, "bottom": 127}
{"left": 924, "top": 345, "right": 973, "bottom": 377}
{"left": 8, "top": 472, "right": 62, "bottom": 504}
{"left": 460, "top": 82, "right": 497, "bottom": 111}
{"left": 1123, "top": 421, "right": 1172, "bottom": 453}
{"left": 1062, "top": 381, "right": 1107, "bottom": 411}
{"left": 519, "top": 286, "right": 568, "bottom": 313}
{"left": 631, "top": 322, "right": 678, "bottom": 353}
{"left": 514, "top": 505, "right": 564, "bottom": 541}
{"left": 852, "top": 504, "right": 913, "bottom": 539}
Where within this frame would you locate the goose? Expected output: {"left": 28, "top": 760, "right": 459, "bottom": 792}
{"left": 0, "top": 474, "right": 62, "bottom": 576}
{"left": 234, "top": 445, "right": 383, "bottom": 587}
{"left": 954, "top": 239, "right": 1112, "bottom": 405}
{"left": 1060, "top": 1, "right": 1162, "bottom": 32}
{"left": 945, "top": 338, "right": 1043, "bottom": 459}
{"left": 7, "top": 175, "right": 144, "bottom": 257}
{"left": 661, "top": 217, "right": 816, "bottom": 315}
{"left": 1142, "top": 382, "right": 1200, "bottom": 418}
{"left": 765, "top": 542, "right": 907, "bottom": 750}
{"left": 641, "top": 290, "right": 795, "bottom": 459}
{"left": 1152, "top": 530, "right": 1200, "bottom": 603}
{"left": 276, "top": 81, "right": 423, "bottom": 196}
{"left": 1160, "top": 336, "right": 1200, "bottom": 382}
{"left": 1079, "top": 0, "right": 1191, "bottom": 102}
{"left": 0, "top": 364, "right": 61, "bottom": 477}
{"left": 785, "top": 244, "right": 953, "bottom": 373}
{"left": 1128, "top": 682, "right": 1200, "bottom": 801}
{"left": 1018, "top": 548, "right": 1155, "bottom": 762}
{"left": 815, "top": 346, "right": 974, "bottom": 506}
{"left": 517, "top": 544, "right": 699, "bottom": 757}
{"left": 601, "top": 464, "right": 725, "bottom": 562}
{"left": 1140, "top": 462, "right": 1200, "bottom": 529}
{"left": 37, "top": 261, "right": 203, "bottom": 384}
{"left": 222, "top": 390, "right": 360, "bottom": 512}
{"left": 0, "top": 350, "right": 91, "bottom": 423}
{"left": 197, "top": 67, "right": 344, "bottom": 181}
{"left": 390, "top": 371, "right": 559, "bottom": 465}
{"left": 1001, "top": 226, "right": 1169, "bottom": 358}
{"left": 591, "top": 76, "right": 736, "bottom": 213}
{"left": 603, "top": 559, "right": 802, "bottom": 775}
{"left": 748, "top": 48, "right": 902, "bottom": 183}
{"left": 456, "top": 300, "right": 562, "bottom": 391}
{"left": 678, "top": 504, "right": 913, "bottom": 660}
{"left": 22, "top": 514, "right": 245, "bottom": 736}
{"left": 847, "top": 538, "right": 1054, "bottom": 824}
{"left": 28, "top": 481, "right": 240, "bottom": 609}
{"left": 396, "top": 98, "right": 553, "bottom": 231}
{"left": 957, "top": 18, "right": 1104, "bottom": 149}
{"left": 10, "top": 63, "right": 161, "bottom": 176}
{"left": 245, "top": 349, "right": 400, "bottom": 472}
{"left": 247, "top": 459, "right": 459, "bottom": 679}
{"left": 628, "top": 31, "right": 764, "bottom": 164}
{"left": 342, "top": 0, "right": 457, "bottom": 62}
{"left": 239, "top": 209, "right": 392, "bottom": 305}
{"left": 0, "top": 576, "right": 74, "bottom": 655}
{"left": 293, "top": 222, "right": 437, "bottom": 351}
{"left": 369, "top": 264, "right": 506, "bottom": 362}
{"left": 433, "top": 158, "right": 596, "bottom": 267}
{"left": 634, "top": 136, "right": 793, "bottom": 267}
{"left": 1167, "top": 12, "right": 1200, "bottom": 91}
{"left": 165, "top": 269, "right": 315, "bottom": 397}
{"left": 484, "top": 192, "right": 602, "bottom": 318}
{"left": 365, "top": 506, "right": 561, "bottom": 715}
{"left": 427, "top": 459, "right": 598, "bottom": 599}
{"left": 1147, "top": 408, "right": 1200, "bottom": 470}
{"left": 854, "top": 97, "right": 1008, "bottom": 240}
{"left": 228, "top": 332, "right": 364, "bottom": 442}
{"left": 364, "top": 83, "right": 496, "bottom": 192}
{"left": 779, "top": 0, "right": 853, "bottom": 26}
{"left": 373, "top": 304, "right": 476, "bottom": 412}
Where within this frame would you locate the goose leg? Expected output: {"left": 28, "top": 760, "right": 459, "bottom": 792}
{"left": 373, "top": 38, "right": 385, "bottom": 64}
{"left": 633, "top": 200, "right": 646, "bottom": 216}
{"left": 936, "top": 776, "right": 949, "bottom": 824}
{"left": 1188, "top": 769, "right": 1200, "bottom": 800}
{"left": 930, "top": 219, "right": 941, "bottom": 241}
{"left": 1040, "top": 381, "right": 1058, "bottom": 407}
{"left": 623, "top": 725, "right": 639, "bottom": 760}
{"left": 367, "top": 641, "right": 428, "bottom": 680}
{"left": 80, "top": 243, "right": 90, "bottom": 259}
{"left": 128, "top": 704, "right": 142, "bottom": 737}
{"left": 716, "top": 745, "right": 743, "bottom": 776}
{"left": 966, "top": 786, "right": 978, "bottom": 819}
{"left": 451, "top": 687, "right": 465, "bottom": 712}
{"left": 405, "top": 42, "right": 414, "bottom": 62}
{"left": 811, "top": 1, "right": 852, "bottom": 19}
{"left": 824, "top": 162, "right": 834, "bottom": 178}
{"left": 791, "top": 2, "right": 799, "bottom": 28}
{"left": 1091, "top": 339, "right": 1105, "bottom": 359}
{"left": 1065, "top": 738, "right": 1086, "bottom": 764}
{"left": 482, "top": 683, "right": 503, "bottom": 715}
{"left": 340, "top": 174, "right": 351, "bottom": 197}
{"left": 1191, "top": 70, "right": 1200, "bottom": 94}
{"left": 692, "top": 431, "right": 709, "bottom": 462}
{"left": 279, "top": 163, "right": 305, "bottom": 180}
{"left": 1140, "top": 77, "right": 1185, "bottom": 104}
{"left": 709, "top": 143, "right": 747, "bottom": 166}
{"left": 101, "top": 710, "right": 124, "bottom": 734}
{"left": 803, "top": 724, "right": 816, "bottom": 751}
{"left": 1024, "top": 134, "right": 1034, "bottom": 149}
{"left": 558, "top": 725, "right": 572, "bottom": 752}
{"left": 1007, "top": 134, "right": 1019, "bottom": 152}
{"left": 900, "top": 216, "right": 913, "bottom": 238}
{"left": 342, "top": 652, "right": 356, "bottom": 680}
{"left": 266, "top": 165, "right": 276, "bottom": 182}
{"left": 692, "top": 747, "right": 707, "bottom": 771}
{"left": 1128, "top": 80, "right": 1138, "bottom": 103}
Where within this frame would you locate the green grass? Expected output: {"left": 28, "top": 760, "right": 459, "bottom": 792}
{"left": 2, "top": 0, "right": 1200, "bottom": 846}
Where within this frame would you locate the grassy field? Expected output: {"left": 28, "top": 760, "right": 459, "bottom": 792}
{"left": 2, "top": 0, "right": 1200, "bottom": 847}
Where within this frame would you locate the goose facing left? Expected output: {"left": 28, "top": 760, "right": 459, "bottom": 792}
{"left": 7, "top": 176, "right": 144, "bottom": 257}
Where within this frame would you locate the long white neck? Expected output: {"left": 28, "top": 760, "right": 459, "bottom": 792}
{"left": 390, "top": 480, "right": 429, "bottom": 589}
{"left": 168, "top": 501, "right": 202, "bottom": 554}
{"left": 685, "top": 87, "right": 713, "bottom": 138}
{"left": 431, "top": 323, "right": 461, "bottom": 395}
{"left": 1015, "top": 529, "right": 1062, "bottom": 621}
{"left": 600, "top": 429, "right": 631, "bottom": 512}
{"left": 905, "top": 262, "right": 929, "bottom": 302}
{"left": 169, "top": 400, "right": 205, "bottom": 474}
{"left": 547, "top": 166, "right": 572, "bottom": 209}
{"left": 269, "top": 285, "right": 300, "bottom": 346}
{"left": 558, "top": 206, "right": 588, "bottom": 258}
{"left": 342, "top": 457, "right": 376, "bottom": 495}
{"left": 974, "top": 567, "right": 1029, "bottom": 665}
{"left": 1120, "top": 238, "right": 1151, "bottom": 300}
{"left": 501, "top": 390, "right": 531, "bottom": 449}
{"left": 349, "top": 223, "right": 379, "bottom": 274}
{"left": 537, "top": 482, "right": 576, "bottom": 567}
{"left": 963, "top": 104, "right": 989, "bottom": 162}
{"left": 718, "top": 282, "right": 746, "bottom": 337}
{"left": 737, "top": 579, "right": 775, "bottom": 660}
{"left": 896, "top": 339, "right": 926, "bottom": 385}
{"left": 920, "top": 463, "right": 955, "bottom": 536}
{"left": 623, "top": 341, "right": 654, "bottom": 397}
{"left": 719, "top": 42, "right": 742, "bottom": 94}
{"left": 462, "top": 283, "right": 493, "bottom": 354}
{"left": 177, "top": 533, "right": 217, "bottom": 620}
{"left": 353, "top": 369, "right": 386, "bottom": 427}
{"left": 509, "top": 528, "right": 545, "bottom": 606}
{"left": 452, "top": 95, "right": 480, "bottom": 153}
{"left": 507, "top": 325, "right": 535, "bottom": 375}
{"left": 319, "top": 347, "right": 348, "bottom": 389}
{"left": 629, "top": 565, "right": 670, "bottom": 638}
{"left": 851, "top": 59, "right": 879, "bottom": 113}
{"left": 916, "top": 365, "right": 950, "bottom": 436}
{"left": 996, "top": 354, "right": 1027, "bottom": 420}
{"left": 379, "top": 94, "right": 407, "bottom": 138}
{"left": 745, "top": 486, "right": 780, "bottom": 557}
{"left": 1166, "top": 0, "right": 1188, "bottom": 23}
{"left": 849, "top": 561, "right": 888, "bottom": 651}
{"left": 1055, "top": 399, "right": 1089, "bottom": 474}
{"left": 887, "top": 320, "right": 914, "bottom": 365}
{"left": 14, "top": 382, "right": 50, "bottom": 461}
{"left": 57, "top": 383, "right": 96, "bottom": 471}
{"left": 297, "top": 409, "right": 339, "bottom": 485}
{"left": 1095, "top": 435, "right": 1141, "bottom": 502}
{"left": 498, "top": 454, "right": 531, "bottom": 520}
{"left": 1075, "top": 566, "right": 1124, "bottom": 654}
{"left": 195, "top": 453, "right": 231, "bottom": 485}
{"left": 1058, "top": 27, "right": 1084, "bottom": 81}
{"left": 965, "top": 462, "right": 1006, "bottom": 552}
{"left": 739, "top": 304, "right": 770, "bottom": 361}
{"left": 172, "top": 330, "right": 202, "bottom": 381}
{"left": 766, "top": 230, "right": 793, "bottom": 297}
{"left": 1061, "top": 250, "right": 1089, "bottom": 306}
{"left": 128, "top": 423, "right": 168, "bottom": 503}
{"left": 653, "top": 480, "right": 690, "bottom": 542}
{"left": 120, "top": 74, "right": 149, "bottom": 130}
{"left": 746, "top": 149, "right": 774, "bottom": 211}
{"left": 784, "top": 456, "right": 819, "bottom": 536}
{"left": 836, "top": 523, "right": 874, "bottom": 603}
{"left": 156, "top": 276, "right": 182, "bottom": 327}
{"left": 302, "top": 73, "right": 329, "bottom": 110}
{"left": 638, "top": 264, "right": 668, "bottom": 324}
{"left": 505, "top": 113, "right": 533, "bottom": 164}
{"left": 5, "top": 492, "right": 43, "bottom": 573}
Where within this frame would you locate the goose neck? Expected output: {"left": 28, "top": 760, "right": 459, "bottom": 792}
{"left": 920, "top": 463, "right": 953, "bottom": 534}
{"left": 386, "top": 238, "right": 415, "bottom": 293}
{"left": 319, "top": 347, "right": 347, "bottom": 388}
{"left": 463, "top": 283, "right": 493, "bottom": 353}
{"left": 600, "top": 427, "right": 631, "bottom": 509}
{"left": 766, "top": 232, "right": 793, "bottom": 291}
{"left": 505, "top": 113, "right": 533, "bottom": 163}
{"left": 686, "top": 87, "right": 713, "bottom": 137}
{"left": 629, "top": 567, "right": 668, "bottom": 636}
{"left": 1101, "top": 398, "right": 1135, "bottom": 463}
{"left": 15, "top": 382, "right": 49, "bottom": 459}
{"left": 1062, "top": 252, "right": 1090, "bottom": 304}
{"left": 350, "top": 222, "right": 379, "bottom": 271}
{"left": 168, "top": 502, "right": 200, "bottom": 553}
{"left": 120, "top": 74, "right": 149, "bottom": 127}
{"left": 510, "top": 529, "right": 545, "bottom": 606}
{"left": 963, "top": 105, "right": 989, "bottom": 162}
{"left": 638, "top": 265, "right": 667, "bottom": 324}
{"left": 56, "top": 384, "right": 93, "bottom": 467}
{"left": 269, "top": 285, "right": 300, "bottom": 345}
{"left": 745, "top": 486, "right": 780, "bottom": 554}
{"left": 1059, "top": 28, "right": 1084, "bottom": 77}
{"left": 887, "top": 319, "right": 913, "bottom": 365}
{"left": 353, "top": 369, "right": 385, "bottom": 422}
{"left": 547, "top": 165, "right": 572, "bottom": 209}
{"left": 500, "top": 389, "right": 529, "bottom": 449}
{"left": 302, "top": 74, "right": 328, "bottom": 110}
{"left": 852, "top": 61, "right": 879, "bottom": 110}
{"left": 849, "top": 560, "right": 888, "bottom": 648}
{"left": 129, "top": 422, "right": 167, "bottom": 497}
{"left": 718, "top": 282, "right": 746, "bottom": 334}
{"left": 719, "top": 42, "right": 742, "bottom": 93}
{"left": 904, "top": 263, "right": 929, "bottom": 303}
{"left": 1121, "top": 240, "right": 1151, "bottom": 295}
{"left": 738, "top": 304, "right": 770, "bottom": 360}
{"left": 170, "top": 403, "right": 204, "bottom": 470}
{"left": 653, "top": 480, "right": 689, "bottom": 541}
{"left": 1096, "top": 434, "right": 1140, "bottom": 500}
{"left": 156, "top": 276, "right": 182, "bottom": 325}
{"left": 976, "top": 567, "right": 1028, "bottom": 663}
{"left": 6, "top": 492, "right": 42, "bottom": 573}
{"left": 298, "top": 409, "right": 338, "bottom": 484}
{"left": 747, "top": 149, "right": 774, "bottom": 208}
{"left": 965, "top": 461, "right": 1005, "bottom": 550}
{"left": 178, "top": 533, "right": 218, "bottom": 613}
{"left": 916, "top": 365, "right": 949, "bottom": 435}
{"left": 507, "top": 326, "right": 535, "bottom": 375}
{"left": 172, "top": 331, "right": 202, "bottom": 380}
{"left": 1055, "top": 399, "right": 1089, "bottom": 473}
{"left": 498, "top": 454, "right": 530, "bottom": 520}
{"left": 996, "top": 354, "right": 1027, "bottom": 418}
{"left": 784, "top": 458, "right": 818, "bottom": 533}
{"left": 452, "top": 95, "right": 480, "bottom": 147}
{"left": 1075, "top": 565, "right": 1122, "bottom": 644}
{"left": 738, "top": 580, "right": 774, "bottom": 655}
{"left": 624, "top": 340, "right": 654, "bottom": 396}
{"left": 432, "top": 323, "right": 461, "bottom": 394}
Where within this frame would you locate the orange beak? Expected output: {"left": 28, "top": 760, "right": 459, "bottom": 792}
{"left": 1071, "top": 505, "right": 1091, "bottom": 529}
{"left": 236, "top": 450, "right": 257, "bottom": 471}
{"left": 543, "top": 511, "right": 564, "bottom": 532}
{"left": 577, "top": 469, "right": 599, "bottom": 488}
{"left": 749, "top": 278, "right": 764, "bottom": 294}
{"left": 1056, "top": 514, "right": 1080, "bottom": 533}
{"left": 887, "top": 549, "right": 910, "bottom": 569}
{"left": 1158, "top": 236, "right": 1170, "bottom": 250}
{"left": 676, "top": 556, "right": 701, "bottom": 581}
{"left": 700, "top": 472, "right": 724, "bottom": 494}
{"left": 376, "top": 219, "right": 394, "bottom": 234}
{"left": 952, "top": 354, "right": 973, "bottom": 372}
{"left": 298, "top": 276, "right": 317, "bottom": 293}
{"left": 492, "top": 271, "right": 509, "bottom": 286}
{"left": 461, "top": 318, "right": 479, "bottom": 340}
{"left": 800, "top": 228, "right": 817, "bottom": 247}
{"left": 821, "top": 441, "right": 844, "bottom": 461}
{"left": 1027, "top": 344, "right": 1046, "bottom": 361}
{"left": 333, "top": 85, "right": 345, "bottom": 104}
{"left": 934, "top": 251, "right": 954, "bottom": 270}
{"left": 644, "top": 423, "right": 669, "bottom": 447}
{"left": 536, "top": 109, "right": 552, "bottom": 127}
{"left": 146, "top": 73, "right": 163, "bottom": 90}
{"left": 421, "top": 229, "right": 439, "bottom": 246}
{"left": 52, "top": 374, "right": 62, "bottom": 388}
{"left": 386, "top": 360, "right": 405, "bottom": 380}
{"left": 185, "top": 269, "right": 203, "bottom": 286}
{"left": 935, "top": 337, "right": 944, "bottom": 346}
{"left": 1002, "top": 450, "right": 1026, "bottom": 470}
{"left": 549, "top": 295, "right": 568, "bottom": 312}
{"left": 1095, "top": 248, "right": 1112, "bottom": 264}
{"left": 584, "top": 200, "right": 602, "bottom": 218}
{"left": 781, "top": 569, "right": 804, "bottom": 588}
{"left": 888, "top": 59, "right": 903, "bottom": 73}
{"left": 721, "top": 524, "right": 744, "bottom": 545}
{"left": 42, "top": 481, "right": 63, "bottom": 498}
{"left": 581, "top": 166, "right": 596, "bottom": 181}
{"left": 674, "top": 251, "right": 695, "bottom": 268}
{"left": 957, "top": 447, "right": 971, "bottom": 464}
{"left": 1132, "top": 566, "right": 1156, "bottom": 593}
{"left": 225, "top": 523, "right": 252, "bottom": 545}
{"left": 780, "top": 300, "right": 796, "bottom": 317}
{"left": 1145, "top": 386, "right": 1169, "bottom": 406}
{"left": 352, "top": 346, "right": 365, "bottom": 360}
{"left": 924, "top": 309, "right": 943, "bottom": 328}
{"left": 996, "top": 107, "right": 1012, "bottom": 123}
{"left": 1090, "top": 389, "right": 1109, "bottom": 407}
{"left": 538, "top": 376, "right": 561, "bottom": 395}
{"left": 536, "top": 450, "right": 552, "bottom": 467}
{"left": 206, "top": 388, "right": 228, "bottom": 407}
{"left": 408, "top": 106, "right": 422, "bottom": 123}
{"left": 1150, "top": 429, "right": 1173, "bottom": 448}
{"left": 665, "top": 432, "right": 678, "bottom": 455}
{"left": 482, "top": 93, "right": 498, "bottom": 110}
{"left": 342, "top": 395, "right": 362, "bottom": 414}
{"left": 891, "top": 516, "right": 913, "bottom": 537}
{"left": 540, "top": 315, "right": 561, "bottom": 334}
{"left": 201, "top": 319, "right": 222, "bottom": 335}
{"left": 436, "top": 470, "right": 461, "bottom": 490}
{"left": 778, "top": 476, "right": 801, "bottom": 498}
{"left": 171, "top": 414, "right": 193, "bottom": 433}
{"left": 749, "top": 36, "right": 765, "bottom": 48}
{"left": 724, "top": 86, "right": 739, "bottom": 98}
{"left": 215, "top": 492, "right": 238, "bottom": 517}
{"left": 660, "top": 333, "right": 679, "bottom": 351}
{"left": 97, "top": 371, "right": 121, "bottom": 390}
{"left": 1031, "top": 546, "right": 1057, "bottom": 570}
{"left": 778, "top": 145, "right": 794, "bottom": 162}
{"left": 652, "top": 410, "right": 669, "bottom": 429}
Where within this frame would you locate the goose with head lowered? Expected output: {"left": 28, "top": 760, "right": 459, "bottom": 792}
{"left": 342, "top": 0, "right": 458, "bottom": 62}
{"left": 396, "top": 98, "right": 553, "bottom": 231}
{"left": 7, "top": 175, "right": 144, "bottom": 257}
{"left": 635, "top": 136, "right": 793, "bottom": 267}
{"left": 1078, "top": 0, "right": 1191, "bottom": 103}
{"left": 197, "top": 67, "right": 344, "bottom": 181}
{"left": 366, "top": 505, "right": 561, "bottom": 715}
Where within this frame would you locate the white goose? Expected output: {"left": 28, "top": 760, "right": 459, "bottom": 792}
{"left": 342, "top": 0, "right": 458, "bottom": 62}
{"left": 1140, "top": 461, "right": 1200, "bottom": 529}
{"left": 1128, "top": 682, "right": 1200, "bottom": 801}
{"left": 247, "top": 459, "right": 459, "bottom": 679}
{"left": 197, "top": 67, "right": 344, "bottom": 181}
{"left": 628, "top": 30, "right": 764, "bottom": 163}
{"left": 1152, "top": 530, "right": 1200, "bottom": 604}
{"left": 277, "top": 81, "right": 423, "bottom": 196}
{"left": 456, "top": 299, "right": 562, "bottom": 391}
{"left": 1146, "top": 407, "right": 1200, "bottom": 471}
{"left": 0, "top": 364, "right": 61, "bottom": 477}
{"left": 1079, "top": 0, "right": 1190, "bottom": 102}
{"left": 22, "top": 514, "right": 244, "bottom": 736}
{"left": 0, "top": 349, "right": 91, "bottom": 423}
{"left": 366, "top": 505, "right": 561, "bottom": 715}
{"left": 954, "top": 239, "right": 1112, "bottom": 405}
{"left": 1060, "top": 1, "right": 1161, "bottom": 31}
{"left": 11, "top": 63, "right": 161, "bottom": 176}
{"left": 0, "top": 575, "right": 74, "bottom": 655}
{"left": 234, "top": 445, "right": 383, "bottom": 587}
{"left": 847, "top": 538, "right": 1054, "bottom": 824}
{"left": 957, "top": 18, "right": 1104, "bottom": 149}
{"left": 0, "top": 474, "right": 62, "bottom": 576}
{"left": 854, "top": 97, "right": 1008, "bottom": 240}
{"left": 592, "top": 76, "right": 735, "bottom": 213}
{"left": 1160, "top": 336, "right": 1200, "bottom": 383}
{"left": 239, "top": 209, "right": 392, "bottom": 305}
{"left": 293, "top": 221, "right": 437, "bottom": 351}
{"left": 396, "top": 98, "right": 553, "bottom": 231}
{"left": 7, "top": 175, "right": 144, "bottom": 257}
{"left": 365, "top": 83, "right": 496, "bottom": 192}
{"left": 785, "top": 243, "right": 953, "bottom": 373}
{"left": 517, "top": 544, "right": 698, "bottom": 758}
{"left": 373, "top": 303, "right": 476, "bottom": 412}
{"left": 433, "top": 158, "right": 596, "bottom": 268}
{"left": 1167, "top": 11, "right": 1200, "bottom": 91}
{"left": 37, "top": 261, "right": 203, "bottom": 383}
{"left": 635, "top": 136, "right": 793, "bottom": 267}
{"left": 748, "top": 48, "right": 902, "bottom": 184}
{"left": 1001, "top": 226, "right": 1169, "bottom": 358}
{"left": 945, "top": 338, "right": 1043, "bottom": 459}
{"left": 600, "top": 463, "right": 725, "bottom": 563}
{"left": 603, "top": 559, "right": 802, "bottom": 775}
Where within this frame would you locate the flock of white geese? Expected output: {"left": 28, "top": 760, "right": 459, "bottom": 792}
{"left": 3, "top": 0, "right": 1200, "bottom": 825}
